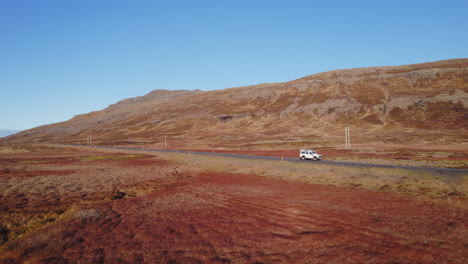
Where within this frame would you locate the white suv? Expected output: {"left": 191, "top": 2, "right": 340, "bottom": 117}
{"left": 299, "top": 149, "right": 322, "bottom": 161}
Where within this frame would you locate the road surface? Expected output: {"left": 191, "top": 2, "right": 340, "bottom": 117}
{"left": 63, "top": 144, "right": 468, "bottom": 176}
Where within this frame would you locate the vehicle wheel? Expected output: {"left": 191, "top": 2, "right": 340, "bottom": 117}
{"left": 313, "top": 157, "right": 318, "bottom": 161}
{"left": 300, "top": 156, "right": 305, "bottom": 160}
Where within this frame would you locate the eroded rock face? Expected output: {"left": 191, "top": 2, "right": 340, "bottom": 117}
{"left": 8, "top": 59, "right": 468, "bottom": 146}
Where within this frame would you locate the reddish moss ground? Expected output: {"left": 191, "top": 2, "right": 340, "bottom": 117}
{"left": 0, "top": 146, "right": 467, "bottom": 263}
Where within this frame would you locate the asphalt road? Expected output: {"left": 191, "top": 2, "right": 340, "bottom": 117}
{"left": 64, "top": 144, "right": 468, "bottom": 177}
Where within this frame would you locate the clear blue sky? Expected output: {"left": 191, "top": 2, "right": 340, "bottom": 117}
{"left": 1, "top": 0, "right": 467, "bottom": 131}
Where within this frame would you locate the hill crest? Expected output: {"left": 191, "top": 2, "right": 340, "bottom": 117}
{"left": 7, "top": 59, "right": 468, "bottom": 148}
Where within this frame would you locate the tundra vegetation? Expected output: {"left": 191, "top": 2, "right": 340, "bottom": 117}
{"left": 0, "top": 144, "right": 466, "bottom": 263}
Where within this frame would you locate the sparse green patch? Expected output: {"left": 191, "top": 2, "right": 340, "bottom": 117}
{"left": 18, "top": 160, "right": 49, "bottom": 164}
{"left": 79, "top": 154, "right": 147, "bottom": 161}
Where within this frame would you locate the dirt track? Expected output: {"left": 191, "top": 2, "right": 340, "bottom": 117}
{"left": 0, "top": 146, "right": 467, "bottom": 263}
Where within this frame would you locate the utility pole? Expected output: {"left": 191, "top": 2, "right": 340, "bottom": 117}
{"left": 345, "top": 126, "right": 351, "bottom": 149}
{"left": 345, "top": 126, "right": 347, "bottom": 149}
{"left": 347, "top": 126, "right": 350, "bottom": 149}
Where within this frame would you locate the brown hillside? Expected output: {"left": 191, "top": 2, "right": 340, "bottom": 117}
{"left": 8, "top": 59, "right": 468, "bottom": 148}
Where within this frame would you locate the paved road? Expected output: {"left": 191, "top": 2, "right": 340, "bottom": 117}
{"left": 63, "top": 144, "right": 468, "bottom": 177}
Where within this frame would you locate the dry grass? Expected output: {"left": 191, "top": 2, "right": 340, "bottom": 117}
{"left": 37, "top": 145, "right": 468, "bottom": 199}
{"left": 0, "top": 146, "right": 30, "bottom": 154}
{"left": 0, "top": 145, "right": 177, "bottom": 251}
{"left": 1, "top": 145, "right": 467, "bottom": 263}
{"left": 152, "top": 151, "right": 468, "bottom": 199}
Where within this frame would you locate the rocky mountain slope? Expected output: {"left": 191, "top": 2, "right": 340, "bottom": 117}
{"left": 7, "top": 59, "right": 468, "bottom": 148}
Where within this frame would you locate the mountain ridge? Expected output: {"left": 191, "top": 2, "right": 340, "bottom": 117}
{"left": 7, "top": 59, "right": 468, "bottom": 148}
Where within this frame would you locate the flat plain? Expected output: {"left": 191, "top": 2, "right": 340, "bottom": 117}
{"left": 0, "top": 145, "right": 466, "bottom": 263}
